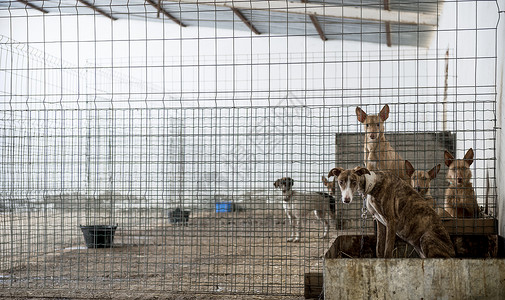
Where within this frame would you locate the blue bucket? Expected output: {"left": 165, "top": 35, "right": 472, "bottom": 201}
{"left": 215, "top": 202, "right": 234, "bottom": 212}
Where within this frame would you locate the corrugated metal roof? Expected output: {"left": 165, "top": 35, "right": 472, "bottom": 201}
{"left": 0, "top": 0, "right": 443, "bottom": 47}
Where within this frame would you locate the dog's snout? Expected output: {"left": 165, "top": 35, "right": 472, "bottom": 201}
{"left": 343, "top": 197, "right": 351, "bottom": 204}
{"left": 457, "top": 177, "right": 463, "bottom": 183}
{"left": 415, "top": 186, "right": 422, "bottom": 192}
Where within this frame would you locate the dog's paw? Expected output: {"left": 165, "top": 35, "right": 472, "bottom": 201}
{"left": 292, "top": 238, "right": 300, "bottom": 243}
{"left": 287, "top": 238, "right": 293, "bottom": 242}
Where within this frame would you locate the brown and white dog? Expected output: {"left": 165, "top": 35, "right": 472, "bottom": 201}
{"left": 405, "top": 160, "right": 440, "bottom": 209}
{"left": 444, "top": 148, "right": 480, "bottom": 218}
{"left": 274, "top": 177, "right": 336, "bottom": 242}
{"left": 327, "top": 167, "right": 455, "bottom": 258}
{"left": 356, "top": 104, "right": 410, "bottom": 183}
{"left": 322, "top": 175, "right": 336, "bottom": 196}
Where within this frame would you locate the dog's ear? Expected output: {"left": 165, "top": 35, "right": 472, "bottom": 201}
{"left": 355, "top": 107, "right": 367, "bottom": 124}
{"left": 464, "top": 148, "right": 474, "bottom": 166}
{"left": 328, "top": 167, "right": 344, "bottom": 178}
{"left": 273, "top": 179, "right": 280, "bottom": 188}
{"left": 428, "top": 164, "right": 441, "bottom": 179}
{"left": 405, "top": 160, "right": 415, "bottom": 177}
{"left": 379, "top": 104, "right": 390, "bottom": 122}
{"left": 444, "top": 150, "right": 455, "bottom": 167}
{"left": 354, "top": 166, "right": 371, "bottom": 176}
{"left": 285, "top": 177, "right": 294, "bottom": 188}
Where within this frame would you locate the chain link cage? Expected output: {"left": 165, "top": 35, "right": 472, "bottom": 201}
{"left": 0, "top": 0, "right": 502, "bottom": 298}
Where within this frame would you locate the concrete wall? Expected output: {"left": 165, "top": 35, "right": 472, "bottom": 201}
{"left": 325, "top": 259, "right": 505, "bottom": 299}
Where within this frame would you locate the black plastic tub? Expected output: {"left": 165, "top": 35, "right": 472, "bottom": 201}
{"left": 80, "top": 225, "right": 118, "bottom": 248}
{"left": 168, "top": 208, "right": 190, "bottom": 225}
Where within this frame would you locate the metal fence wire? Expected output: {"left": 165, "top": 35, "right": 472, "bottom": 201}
{"left": 0, "top": 0, "right": 500, "bottom": 298}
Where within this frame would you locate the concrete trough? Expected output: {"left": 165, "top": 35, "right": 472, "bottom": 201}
{"left": 323, "top": 234, "right": 505, "bottom": 299}
{"left": 324, "top": 258, "right": 505, "bottom": 299}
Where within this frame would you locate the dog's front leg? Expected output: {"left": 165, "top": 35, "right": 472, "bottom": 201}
{"left": 384, "top": 222, "right": 397, "bottom": 258}
{"left": 314, "top": 210, "right": 329, "bottom": 239}
{"left": 292, "top": 217, "right": 301, "bottom": 242}
{"left": 376, "top": 221, "right": 386, "bottom": 258}
{"left": 286, "top": 213, "right": 295, "bottom": 242}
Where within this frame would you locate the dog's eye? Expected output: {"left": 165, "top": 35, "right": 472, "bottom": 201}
{"left": 339, "top": 180, "right": 344, "bottom": 186}
{"left": 350, "top": 180, "right": 356, "bottom": 185}
{"left": 365, "top": 124, "right": 369, "bottom": 127}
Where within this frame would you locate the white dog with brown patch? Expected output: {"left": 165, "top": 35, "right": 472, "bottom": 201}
{"left": 274, "top": 177, "right": 336, "bottom": 242}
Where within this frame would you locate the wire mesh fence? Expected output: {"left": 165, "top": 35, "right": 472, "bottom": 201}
{"left": 0, "top": 0, "right": 501, "bottom": 298}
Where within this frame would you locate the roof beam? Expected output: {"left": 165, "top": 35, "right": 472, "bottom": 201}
{"left": 146, "top": 0, "right": 186, "bottom": 26}
{"left": 309, "top": 15, "right": 327, "bottom": 41}
{"left": 16, "top": 0, "right": 49, "bottom": 14}
{"left": 77, "top": 0, "right": 117, "bottom": 20}
{"left": 301, "top": 0, "right": 327, "bottom": 41}
{"left": 231, "top": 8, "right": 260, "bottom": 35}
{"left": 383, "top": 0, "right": 392, "bottom": 47}
{"left": 163, "top": 0, "right": 438, "bottom": 26}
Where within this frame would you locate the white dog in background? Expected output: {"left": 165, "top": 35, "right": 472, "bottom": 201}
{"left": 274, "top": 177, "right": 336, "bottom": 242}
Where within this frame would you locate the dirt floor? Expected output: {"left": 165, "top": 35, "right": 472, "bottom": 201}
{"left": 0, "top": 209, "right": 349, "bottom": 299}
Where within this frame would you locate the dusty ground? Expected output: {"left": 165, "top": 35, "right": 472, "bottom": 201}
{"left": 0, "top": 209, "right": 352, "bottom": 299}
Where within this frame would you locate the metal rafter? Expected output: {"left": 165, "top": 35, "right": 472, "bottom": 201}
{"left": 231, "top": 8, "right": 260, "bottom": 35}
{"left": 384, "top": 0, "right": 392, "bottom": 47}
{"left": 301, "top": 0, "right": 327, "bottom": 41}
{"left": 16, "top": 0, "right": 48, "bottom": 14}
{"left": 77, "top": 0, "right": 117, "bottom": 20}
{"left": 146, "top": 0, "right": 186, "bottom": 27}
{"left": 309, "top": 15, "right": 327, "bottom": 41}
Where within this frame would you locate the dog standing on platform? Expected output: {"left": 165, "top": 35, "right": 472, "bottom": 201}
{"left": 356, "top": 104, "right": 410, "bottom": 183}
{"left": 327, "top": 166, "right": 455, "bottom": 258}
{"left": 274, "top": 177, "right": 336, "bottom": 242}
{"left": 444, "top": 148, "right": 480, "bottom": 218}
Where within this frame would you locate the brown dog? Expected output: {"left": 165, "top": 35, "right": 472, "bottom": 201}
{"left": 356, "top": 104, "right": 410, "bottom": 183}
{"left": 405, "top": 160, "right": 440, "bottom": 209}
{"left": 444, "top": 148, "right": 480, "bottom": 218}
{"left": 322, "top": 175, "right": 336, "bottom": 196}
{"left": 405, "top": 160, "right": 451, "bottom": 218}
{"left": 328, "top": 166, "right": 455, "bottom": 258}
